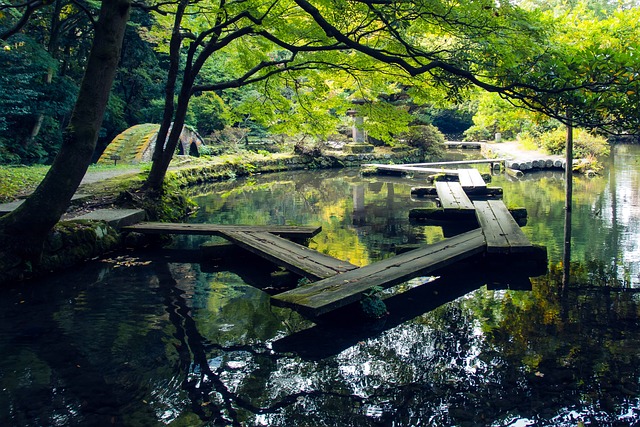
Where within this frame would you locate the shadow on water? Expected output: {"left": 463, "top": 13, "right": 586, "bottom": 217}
{"left": 0, "top": 264, "right": 159, "bottom": 426}
{"left": 273, "top": 257, "right": 540, "bottom": 360}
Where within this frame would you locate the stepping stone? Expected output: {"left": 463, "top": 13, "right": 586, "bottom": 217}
{"left": 69, "top": 209, "right": 146, "bottom": 229}
{"left": 0, "top": 193, "right": 92, "bottom": 215}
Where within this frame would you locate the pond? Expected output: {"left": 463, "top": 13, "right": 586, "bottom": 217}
{"left": 1, "top": 144, "right": 639, "bottom": 426}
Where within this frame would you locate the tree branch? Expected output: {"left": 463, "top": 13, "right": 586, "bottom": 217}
{"left": 1, "top": 0, "right": 45, "bottom": 41}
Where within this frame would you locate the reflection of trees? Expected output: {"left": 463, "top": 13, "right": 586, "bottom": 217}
{"left": 0, "top": 264, "right": 162, "bottom": 425}
{"left": 467, "top": 264, "right": 640, "bottom": 425}
{"left": 3, "top": 254, "right": 640, "bottom": 425}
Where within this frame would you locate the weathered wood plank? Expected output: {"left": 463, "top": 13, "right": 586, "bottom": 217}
{"left": 271, "top": 229, "right": 486, "bottom": 317}
{"left": 435, "top": 181, "right": 475, "bottom": 212}
{"left": 123, "top": 222, "right": 322, "bottom": 238}
{"left": 398, "top": 158, "right": 505, "bottom": 167}
{"left": 473, "top": 200, "right": 532, "bottom": 253}
{"left": 444, "top": 141, "right": 483, "bottom": 149}
{"left": 458, "top": 169, "right": 487, "bottom": 193}
{"left": 411, "top": 186, "right": 503, "bottom": 198}
{"left": 361, "top": 163, "right": 461, "bottom": 175}
{"left": 218, "top": 231, "right": 358, "bottom": 280}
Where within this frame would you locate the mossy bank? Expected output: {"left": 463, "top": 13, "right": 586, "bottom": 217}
{"left": 0, "top": 148, "right": 424, "bottom": 287}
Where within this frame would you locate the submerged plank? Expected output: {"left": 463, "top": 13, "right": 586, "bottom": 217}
{"left": 123, "top": 222, "right": 322, "bottom": 238}
{"left": 218, "top": 231, "right": 358, "bottom": 280}
{"left": 271, "top": 229, "right": 486, "bottom": 317}
{"left": 473, "top": 200, "right": 532, "bottom": 253}
{"left": 435, "top": 181, "right": 475, "bottom": 212}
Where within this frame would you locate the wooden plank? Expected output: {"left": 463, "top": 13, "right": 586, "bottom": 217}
{"left": 271, "top": 229, "right": 486, "bottom": 317}
{"left": 362, "top": 164, "right": 461, "bottom": 175}
{"left": 473, "top": 200, "right": 532, "bottom": 253}
{"left": 411, "top": 186, "right": 503, "bottom": 198}
{"left": 444, "top": 141, "right": 483, "bottom": 149}
{"left": 123, "top": 222, "right": 322, "bottom": 239}
{"left": 435, "top": 181, "right": 475, "bottom": 212}
{"left": 458, "top": 169, "right": 487, "bottom": 193}
{"left": 400, "top": 158, "right": 505, "bottom": 167}
{"left": 218, "top": 231, "right": 358, "bottom": 280}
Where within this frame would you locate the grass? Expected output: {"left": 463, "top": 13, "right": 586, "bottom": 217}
{"left": 0, "top": 163, "right": 147, "bottom": 203}
{"left": 0, "top": 165, "right": 50, "bottom": 203}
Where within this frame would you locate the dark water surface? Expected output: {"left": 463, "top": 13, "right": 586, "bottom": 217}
{"left": 1, "top": 145, "right": 639, "bottom": 426}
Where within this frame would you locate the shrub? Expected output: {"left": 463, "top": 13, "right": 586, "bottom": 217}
{"left": 398, "top": 125, "right": 445, "bottom": 157}
{"left": 463, "top": 125, "right": 494, "bottom": 141}
{"left": 536, "top": 128, "right": 610, "bottom": 158}
{"left": 208, "top": 127, "right": 249, "bottom": 154}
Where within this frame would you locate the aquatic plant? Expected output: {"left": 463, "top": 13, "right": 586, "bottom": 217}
{"left": 360, "top": 286, "right": 388, "bottom": 318}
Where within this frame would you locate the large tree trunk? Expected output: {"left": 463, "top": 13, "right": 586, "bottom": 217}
{"left": 0, "top": 0, "right": 131, "bottom": 258}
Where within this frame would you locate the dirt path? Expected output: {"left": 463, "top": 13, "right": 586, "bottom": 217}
{"left": 79, "top": 166, "right": 142, "bottom": 186}
{"left": 484, "top": 141, "right": 564, "bottom": 162}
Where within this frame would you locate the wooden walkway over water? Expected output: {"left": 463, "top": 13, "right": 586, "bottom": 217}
{"left": 120, "top": 166, "right": 541, "bottom": 318}
{"left": 271, "top": 229, "right": 487, "bottom": 317}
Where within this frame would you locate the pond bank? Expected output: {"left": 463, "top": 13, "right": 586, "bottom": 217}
{"left": 0, "top": 148, "right": 423, "bottom": 287}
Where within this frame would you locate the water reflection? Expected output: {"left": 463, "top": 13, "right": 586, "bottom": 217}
{"left": 1, "top": 145, "right": 640, "bottom": 426}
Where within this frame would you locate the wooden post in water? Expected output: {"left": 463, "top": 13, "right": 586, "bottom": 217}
{"left": 563, "top": 119, "right": 573, "bottom": 288}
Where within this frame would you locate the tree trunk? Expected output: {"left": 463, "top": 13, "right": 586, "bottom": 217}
{"left": 0, "top": 0, "right": 131, "bottom": 258}
{"left": 145, "top": 0, "right": 188, "bottom": 192}
{"left": 145, "top": 81, "right": 194, "bottom": 192}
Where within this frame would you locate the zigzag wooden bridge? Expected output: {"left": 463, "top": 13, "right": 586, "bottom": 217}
{"left": 123, "top": 167, "right": 545, "bottom": 319}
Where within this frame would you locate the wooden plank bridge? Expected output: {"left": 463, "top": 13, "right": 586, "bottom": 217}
{"left": 216, "top": 230, "right": 358, "bottom": 280}
{"left": 271, "top": 229, "right": 487, "bottom": 317}
{"left": 120, "top": 166, "right": 543, "bottom": 319}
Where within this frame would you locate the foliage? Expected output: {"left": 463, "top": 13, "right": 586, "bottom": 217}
{"left": 429, "top": 106, "right": 474, "bottom": 140}
{"left": 360, "top": 286, "right": 388, "bottom": 319}
{"left": 397, "top": 125, "right": 445, "bottom": 158}
{"left": 186, "top": 92, "right": 227, "bottom": 137}
{"left": 463, "top": 92, "right": 551, "bottom": 141}
{"left": 206, "top": 127, "right": 250, "bottom": 155}
{"left": 520, "top": 127, "right": 610, "bottom": 158}
{"left": 502, "top": 6, "right": 640, "bottom": 133}
{"left": 0, "top": 35, "right": 73, "bottom": 164}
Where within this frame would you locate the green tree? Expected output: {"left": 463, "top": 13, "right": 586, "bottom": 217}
{"left": 141, "top": 0, "right": 640, "bottom": 192}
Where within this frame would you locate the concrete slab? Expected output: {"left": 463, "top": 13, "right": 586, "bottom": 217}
{"left": 0, "top": 193, "right": 92, "bottom": 215}
{"left": 70, "top": 209, "right": 146, "bottom": 229}
{"left": 0, "top": 200, "right": 24, "bottom": 215}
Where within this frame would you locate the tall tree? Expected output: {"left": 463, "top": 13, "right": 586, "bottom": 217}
{"left": 0, "top": 0, "right": 131, "bottom": 258}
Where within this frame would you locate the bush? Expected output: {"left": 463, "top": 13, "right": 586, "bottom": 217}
{"left": 536, "top": 128, "right": 609, "bottom": 158}
{"left": 463, "top": 125, "right": 493, "bottom": 141}
{"left": 207, "top": 127, "right": 249, "bottom": 155}
{"left": 397, "top": 125, "right": 445, "bottom": 157}
{"left": 573, "top": 129, "right": 610, "bottom": 158}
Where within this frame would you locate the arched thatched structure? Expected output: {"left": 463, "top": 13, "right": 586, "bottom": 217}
{"left": 98, "top": 124, "right": 205, "bottom": 164}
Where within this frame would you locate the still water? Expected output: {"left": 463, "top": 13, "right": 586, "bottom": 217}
{"left": 1, "top": 145, "right": 639, "bottom": 426}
